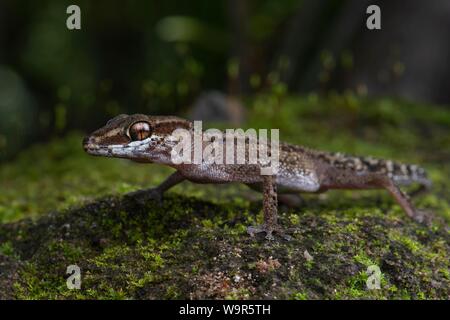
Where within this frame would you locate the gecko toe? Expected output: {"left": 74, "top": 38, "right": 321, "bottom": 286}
{"left": 247, "top": 224, "right": 291, "bottom": 241}
{"left": 412, "top": 210, "right": 446, "bottom": 227}
{"left": 412, "top": 209, "right": 435, "bottom": 226}
{"left": 125, "top": 188, "right": 163, "bottom": 206}
{"left": 265, "top": 232, "right": 275, "bottom": 241}
{"left": 147, "top": 189, "right": 163, "bottom": 204}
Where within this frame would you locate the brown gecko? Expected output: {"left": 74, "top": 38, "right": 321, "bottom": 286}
{"left": 83, "top": 114, "right": 431, "bottom": 240}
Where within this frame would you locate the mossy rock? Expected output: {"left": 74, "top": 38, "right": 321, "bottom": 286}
{"left": 0, "top": 192, "right": 449, "bottom": 299}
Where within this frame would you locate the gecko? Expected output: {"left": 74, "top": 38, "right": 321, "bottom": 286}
{"left": 83, "top": 114, "right": 432, "bottom": 240}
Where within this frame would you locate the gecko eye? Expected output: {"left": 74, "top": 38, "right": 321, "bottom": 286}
{"left": 128, "top": 122, "right": 151, "bottom": 141}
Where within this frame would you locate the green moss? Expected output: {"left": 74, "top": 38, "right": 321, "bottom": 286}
{"left": 354, "top": 252, "right": 376, "bottom": 267}
{"left": 388, "top": 230, "right": 423, "bottom": 254}
{"left": 292, "top": 292, "right": 308, "bottom": 300}
{"left": 0, "top": 241, "right": 15, "bottom": 257}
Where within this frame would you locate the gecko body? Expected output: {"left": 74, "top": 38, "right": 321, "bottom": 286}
{"left": 83, "top": 114, "right": 431, "bottom": 240}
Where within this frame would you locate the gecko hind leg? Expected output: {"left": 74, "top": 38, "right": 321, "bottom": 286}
{"left": 380, "top": 177, "right": 432, "bottom": 225}
{"left": 247, "top": 175, "right": 292, "bottom": 241}
{"left": 322, "top": 171, "right": 432, "bottom": 225}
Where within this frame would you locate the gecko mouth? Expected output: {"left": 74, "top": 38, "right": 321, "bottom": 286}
{"left": 82, "top": 136, "right": 112, "bottom": 156}
{"left": 83, "top": 137, "right": 152, "bottom": 158}
{"left": 83, "top": 144, "right": 111, "bottom": 156}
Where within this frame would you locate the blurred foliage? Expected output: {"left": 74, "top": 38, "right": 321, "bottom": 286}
{"left": 1, "top": 0, "right": 449, "bottom": 162}
{"left": 0, "top": 66, "right": 36, "bottom": 158}
{"left": 0, "top": 0, "right": 304, "bottom": 160}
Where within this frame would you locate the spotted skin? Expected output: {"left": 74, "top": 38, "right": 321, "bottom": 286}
{"left": 83, "top": 114, "right": 432, "bottom": 240}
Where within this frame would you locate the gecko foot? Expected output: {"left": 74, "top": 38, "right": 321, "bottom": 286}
{"left": 247, "top": 224, "right": 292, "bottom": 241}
{"left": 411, "top": 209, "right": 434, "bottom": 226}
{"left": 125, "top": 188, "right": 163, "bottom": 206}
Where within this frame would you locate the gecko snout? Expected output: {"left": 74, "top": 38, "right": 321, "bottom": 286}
{"left": 82, "top": 135, "right": 96, "bottom": 151}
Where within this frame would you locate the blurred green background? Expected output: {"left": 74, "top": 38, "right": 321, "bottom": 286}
{"left": 1, "top": 0, "right": 450, "bottom": 160}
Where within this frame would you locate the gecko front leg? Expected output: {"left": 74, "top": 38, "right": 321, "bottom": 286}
{"left": 247, "top": 175, "right": 291, "bottom": 241}
{"left": 126, "top": 171, "right": 185, "bottom": 205}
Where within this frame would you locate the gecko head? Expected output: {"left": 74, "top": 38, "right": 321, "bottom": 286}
{"left": 83, "top": 114, "right": 192, "bottom": 162}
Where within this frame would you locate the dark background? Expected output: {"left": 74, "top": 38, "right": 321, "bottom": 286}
{"left": 1, "top": 0, "right": 449, "bottom": 160}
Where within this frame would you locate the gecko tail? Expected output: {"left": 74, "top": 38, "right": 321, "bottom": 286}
{"left": 348, "top": 155, "right": 431, "bottom": 188}
{"left": 388, "top": 162, "right": 432, "bottom": 189}
{"left": 314, "top": 150, "right": 432, "bottom": 189}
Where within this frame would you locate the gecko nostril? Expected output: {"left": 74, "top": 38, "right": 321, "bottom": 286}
{"left": 82, "top": 136, "right": 94, "bottom": 150}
